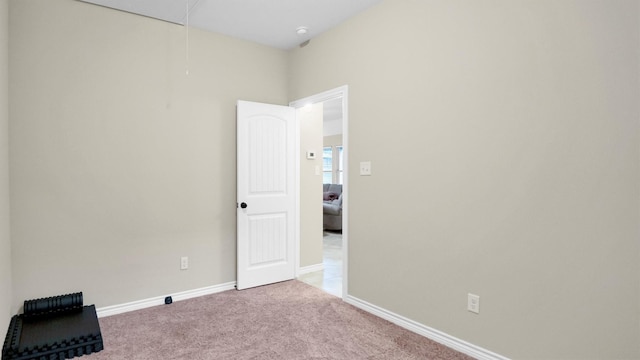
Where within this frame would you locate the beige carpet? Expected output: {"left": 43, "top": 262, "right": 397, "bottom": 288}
{"left": 86, "top": 280, "right": 472, "bottom": 359}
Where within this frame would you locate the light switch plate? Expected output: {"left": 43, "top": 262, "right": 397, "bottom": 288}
{"left": 360, "top": 161, "right": 372, "bottom": 176}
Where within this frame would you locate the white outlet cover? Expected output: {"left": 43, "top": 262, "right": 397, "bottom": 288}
{"left": 468, "top": 293, "right": 480, "bottom": 314}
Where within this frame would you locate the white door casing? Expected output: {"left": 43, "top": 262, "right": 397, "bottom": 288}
{"left": 237, "top": 100, "right": 296, "bottom": 290}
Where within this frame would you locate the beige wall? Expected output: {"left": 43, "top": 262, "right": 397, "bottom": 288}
{"left": 9, "top": 0, "right": 288, "bottom": 310}
{"left": 1, "top": 0, "right": 12, "bottom": 332}
{"left": 323, "top": 135, "right": 342, "bottom": 148}
{"left": 298, "top": 104, "right": 323, "bottom": 268}
{"left": 289, "top": 1, "right": 640, "bottom": 359}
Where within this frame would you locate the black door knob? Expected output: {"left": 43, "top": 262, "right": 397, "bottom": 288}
{"left": 240, "top": 202, "right": 248, "bottom": 209}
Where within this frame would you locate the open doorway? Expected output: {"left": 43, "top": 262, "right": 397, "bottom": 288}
{"left": 291, "top": 86, "right": 348, "bottom": 299}
{"left": 315, "top": 98, "right": 343, "bottom": 297}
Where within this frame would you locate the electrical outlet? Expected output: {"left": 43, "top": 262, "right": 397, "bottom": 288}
{"left": 180, "top": 256, "right": 189, "bottom": 270}
{"left": 468, "top": 293, "right": 480, "bottom": 314}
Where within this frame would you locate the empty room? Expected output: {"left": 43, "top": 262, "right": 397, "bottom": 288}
{"left": 1, "top": 0, "right": 639, "bottom": 359}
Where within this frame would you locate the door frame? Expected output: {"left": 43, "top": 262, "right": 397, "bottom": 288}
{"left": 290, "top": 85, "right": 349, "bottom": 299}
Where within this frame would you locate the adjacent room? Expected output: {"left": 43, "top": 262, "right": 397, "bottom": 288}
{"left": 1, "top": 0, "right": 639, "bottom": 359}
{"left": 299, "top": 97, "right": 345, "bottom": 298}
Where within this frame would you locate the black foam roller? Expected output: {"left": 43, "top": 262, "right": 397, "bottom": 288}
{"left": 23, "top": 292, "right": 83, "bottom": 318}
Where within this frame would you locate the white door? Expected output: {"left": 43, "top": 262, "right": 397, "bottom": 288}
{"left": 237, "top": 100, "right": 296, "bottom": 290}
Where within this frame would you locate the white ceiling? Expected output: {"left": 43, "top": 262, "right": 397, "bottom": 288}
{"left": 78, "top": 0, "right": 383, "bottom": 50}
{"left": 323, "top": 98, "right": 343, "bottom": 137}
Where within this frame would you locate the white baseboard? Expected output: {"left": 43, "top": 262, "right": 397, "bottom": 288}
{"left": 96, "top": 282, "right": 236, "bottom": 318}
{"left": 344, "top": 295, "right": 509, "bottom": 360}
{"left": 298, "top": 263, "right": 324, "bottom": 275}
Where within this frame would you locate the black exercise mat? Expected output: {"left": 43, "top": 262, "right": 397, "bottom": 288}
{"left": 2, "top": 293, "right": 103, "bottom": 360}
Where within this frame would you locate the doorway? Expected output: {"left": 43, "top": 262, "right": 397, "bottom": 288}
{"left": 291, "top": 86, "right": 349, "bottom": 299}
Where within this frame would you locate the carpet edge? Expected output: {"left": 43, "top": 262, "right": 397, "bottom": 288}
{"left": 344, "top": 294, "right": 510, "bottom": 360}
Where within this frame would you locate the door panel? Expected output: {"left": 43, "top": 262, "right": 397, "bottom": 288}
{"left": 237, "top": 100, "right": 295, "bottom": 290}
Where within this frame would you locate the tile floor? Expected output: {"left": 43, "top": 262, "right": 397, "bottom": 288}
{"left": 298, "top": 231, "right": 343, "bottom": 297}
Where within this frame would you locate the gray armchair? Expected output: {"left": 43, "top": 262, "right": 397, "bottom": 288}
{"left": 323, "top": 184, "right": 343, "bottom": 231}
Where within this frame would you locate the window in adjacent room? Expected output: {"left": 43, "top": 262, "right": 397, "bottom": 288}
{"left": 323, "top": 145, "right": 343, "bottom": 184}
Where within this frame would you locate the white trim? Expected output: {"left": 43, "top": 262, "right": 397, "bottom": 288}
{"left": 345, "top": 295, "right": 510, "bottom": 360}
{"left": 96, "top": 282, "right": 236, "bottom": 318}
{"left": 294, "top": 105, "right": 301, "bottom": 278}
{"left": 340, "top": 90, "right": 348, "bottom": 300}
{"left": 297, "top": 263, "right": 324, "bottom": 275}
{"left": 290, "top": 85, "right": 349, "bottom": 300}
